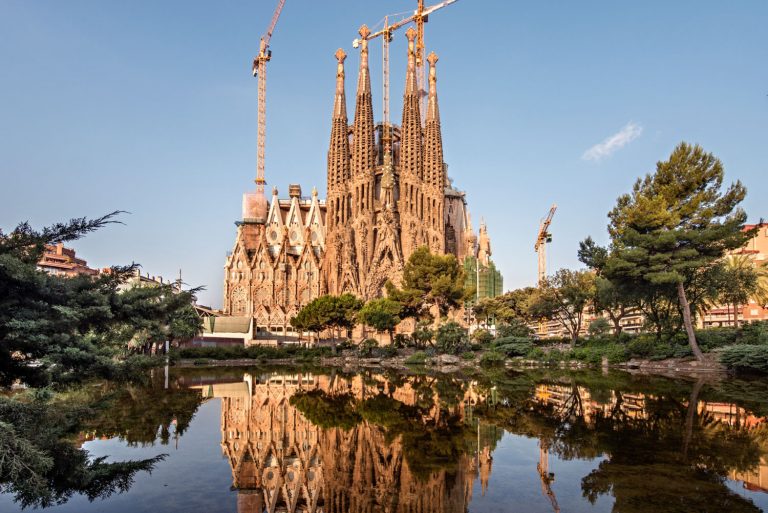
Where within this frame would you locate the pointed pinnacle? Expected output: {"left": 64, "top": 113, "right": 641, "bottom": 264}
{"left": 359, "top": 24, "right": 371, "bottom": 40}
{"left": 405, "top": 27, "right": 417, "bottom": 42}
{"left": 427, "top": 51, "right": 439, "bottom": 66}
{"left": 335, "top": 48, "right": 346, "bottom": 64}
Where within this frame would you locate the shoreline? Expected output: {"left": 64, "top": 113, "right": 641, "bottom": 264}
{"left": 174, "top": 352, "right": 729, "bottom": 380}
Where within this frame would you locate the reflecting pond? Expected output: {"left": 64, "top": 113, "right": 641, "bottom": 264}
{"left": 2, "top": 366, "right": 768, "bottom": 512}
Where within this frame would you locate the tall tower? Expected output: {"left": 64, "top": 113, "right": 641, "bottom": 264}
{"left": 398, "top": 27, "right": 425, "bottom": 258}
{"left": 324, "top": 49, "right": 354, "bottom": 294}
{"left": 350, "top": 25, "right": 377, "bottom": 282}
{"left": 423, "top": 51, "right": 446, "bottom": 253}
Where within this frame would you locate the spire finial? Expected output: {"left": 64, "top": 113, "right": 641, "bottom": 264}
{"left": 333, "top": 49, "right": 347, "bottom": 119}
{"left": 359, "top": 24, "right": 371, "bottom": 41}
{"left": 335, "top": 48, "right": 346, "bottom": 64}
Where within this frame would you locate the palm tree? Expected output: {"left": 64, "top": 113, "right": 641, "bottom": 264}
{"left": 718, "top": 255, "right": 768, "bottom": 327}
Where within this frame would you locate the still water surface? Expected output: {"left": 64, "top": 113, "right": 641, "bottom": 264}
{"left": 2, "top": 366, "right": 768, "bottom": 512}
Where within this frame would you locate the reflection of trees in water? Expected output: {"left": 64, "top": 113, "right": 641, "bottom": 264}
{"left": 0, "top": 372, "right": 205, "bottom": 508}
{"left": 472, "top": 369, "right": 768, "bottom": 513}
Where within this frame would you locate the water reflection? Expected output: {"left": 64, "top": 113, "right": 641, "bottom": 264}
{"left": 180, "top": 372, "right": 497, "bottom": 513}
{"left": 175, "top": 369, "right": 768, "bottom": 513}
{"left": 3, "top": 368, "right": 768, "bottom": 512}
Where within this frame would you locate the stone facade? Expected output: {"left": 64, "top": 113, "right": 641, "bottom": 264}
{"left": 223, "top": 29, "right": 489, "bottom": 334}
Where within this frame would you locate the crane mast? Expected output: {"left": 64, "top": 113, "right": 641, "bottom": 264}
{"left": 252, "top": 0, "right": 286, "bottom": 194}
{"left": 535, "top": 204, "right": 557, "bottom": 286}
{"left": 353, "top": 0, "right": 458, "bottom": 137}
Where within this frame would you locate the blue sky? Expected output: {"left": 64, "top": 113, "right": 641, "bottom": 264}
{"left": 1, "top": 0, "right": 766, "bottom": 307}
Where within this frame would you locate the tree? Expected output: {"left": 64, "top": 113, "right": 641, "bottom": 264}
{"left": 528, "top": 269, "right": 596, "bottom": 344}
{"left": 392, "top": 246, "right": 468, "bottom": 322}
{"left": 605, "top": 143, "right": 751, "bottom": 360}
{"left": 713, "top": 255, "right": 767, "bottom": 327}
{"left": 0, "top": 214, "right": 201, "bottom": 386}
{"left": 292, "top": 294, "right": 362, "bottom": 352}
{"left": 578, "top": 237, "right": 634, "bottom": 335}
{"left": 358, "top": 298, "right": 402, "bottom": 343}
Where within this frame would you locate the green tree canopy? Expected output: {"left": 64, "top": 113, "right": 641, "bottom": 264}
{"left": 388, "top": 246, "right": 468, "bottom": 322}
{"left": 0, "top": 214, "right": 202, "bottom": 386}
{"left": 604, "top": 142, "right": 751, "bottom": 359}
{"left": 358, "top": 298, "right": 402, "bottom": 342}
{"left": 528, "top": 269, "right": 596, "bottom": 343}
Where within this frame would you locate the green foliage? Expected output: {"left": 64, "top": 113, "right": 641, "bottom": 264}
{"left": 0, "top": 214, "right": 201, "bottom": 387}
{"left": 435, "top": 321, "right": 469, "bottom": 355}
{"left": 388, "top": 246, "right": 468, "bottom": 321}
{"left": 289, "top": 390, "right": 361, "bottom": 430}
{"left": 405, "top": 351, "right": 428, "bottom": 365}
{"left": 528, "top": 269, "right": 596, "bottom": 343}
{"left": 471, "top": 328, "right": 493, "bottom": 345}
{"left": 473, "top": 288, "right": 537, "bottom": 325}
{"left": 461, "top": 351, "right": 476, "bottom": 360}
{"left": 603, "top": 142, "right": 751, "bottom": 355}
{"left": 588, "top": 317, "right": 611, "bottom": 337}
{"left": 358, "top": 298, "right": 401, "bottom": 339}
{"left": 496, "top": 318, "right": 533, "bottom": 338}
{"left": 292, "top": 294, "right": 362, "bottom": 350}
{"left": 174, "top": 344, "right": 330, "bottom": 361}
{"left": 358, "top": 338, "right": 379, "bottom": 357}
{"left": 479, "top": 351, "right": 506, "bottom": 367}
{"left": 720, "top": 345, "right": 768, "bottom": 375}
{"left": 0, "top": 381, "right": 190, "bottom": 509}
{"left": 492, "top": 336, "right": 534, "bottom": 357}
{"left": 412, "top": 322, "right": 434, "bottom": 348}
{"left": 392, "top": 333, "right": 413, "bottom": 348}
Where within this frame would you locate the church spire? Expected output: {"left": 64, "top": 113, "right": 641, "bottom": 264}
{"left": 424, "top": 51, "right": 444, "bottom": 190}
{"left": 400, "top": 27, "right": 423, "bottom": 183}
{"left": 352, "top": 25, "right": 375, "bottom": 181}
{"left": 327, "top": 48, "right": 350, "bottom": 228}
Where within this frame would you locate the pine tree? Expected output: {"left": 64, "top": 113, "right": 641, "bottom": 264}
{"left": 604, "top": 143, "right": 751, "bottom": 360}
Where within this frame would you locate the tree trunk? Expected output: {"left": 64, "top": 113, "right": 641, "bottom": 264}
{"left": 733, "top": 302, "right": 740, "bottom": 328}
{"left": 677, "top": 282, "right": 704, "bottom": 361}
{"left": 683, "top": 377, "right": 704, "bottom": 459}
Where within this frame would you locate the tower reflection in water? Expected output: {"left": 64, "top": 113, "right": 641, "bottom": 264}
{"left": 187, "top": 372, "right": 497, "bottom": 513}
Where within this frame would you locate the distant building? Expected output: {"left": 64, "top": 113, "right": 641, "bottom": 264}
{"left": 37, "top": 243, "right": 98, "bottom": 277}
{"left": 702, "top": 222, "right": 768, "bottom": 328}
{"left": 464, "top": 222, "right": 503, "bottom": 303}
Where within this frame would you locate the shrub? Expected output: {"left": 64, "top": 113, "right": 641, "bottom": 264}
{"left": 492, "top": 337, "right": 534, "bottom": 357}
{"left": 739, "top": 321, "right": 768, "bottom": 346}
{"left": 376, "top": 345, "right": 399, "bottom": 358}
{"left": 471, "top": 328, "right": 494, "bottom": 346}
{"left": 412, "top": 323, "right": 434, "bottom": 348}
{"left": 461, "top": 351, "right": 476, "bottom": 361}
{"left": 720, "top": 345, "right": 768, "bottom": 374}
{"left": 479, "top": 351, "right": 505, "bottom": 367}
{"left": 393, "top": 333, "right": 413, "bottom": 348}
{"left": 405, "top": 351, "right": 428, "bottom": 365}
{"left": 358, "top": 339, "right": 379, "bottom": 357}
{"left": 435, "top": 322, "right": 469, "bottom": 355}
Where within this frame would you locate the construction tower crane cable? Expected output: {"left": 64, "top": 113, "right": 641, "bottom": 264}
{"left": 252, "top": 0, "right": 286, "bottom": 195}
{"left": 353, "top": 0, "right": 458, "bottom": 135}
{"left": 535, "top": 204, "right": 557, "bottom": 287}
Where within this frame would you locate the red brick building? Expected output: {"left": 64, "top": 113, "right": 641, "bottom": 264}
{"left": 37, "top": 243, "right": 98, "bottom": 277}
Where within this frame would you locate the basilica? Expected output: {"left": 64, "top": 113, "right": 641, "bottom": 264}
{"left": 222, "top": 27, "right": 497, "bottom": 336}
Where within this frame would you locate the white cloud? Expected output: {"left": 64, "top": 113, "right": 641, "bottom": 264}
{"left": 582, "top": 122, "right": 643, "bottom": 162}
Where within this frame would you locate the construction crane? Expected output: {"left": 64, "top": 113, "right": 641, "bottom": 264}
{"left": 251, "top": 0, "right": 286, "bottom": 201}
{"left": 535, "top": 204, "right": 557, "bottom": 287}
{"left": 537, "top": 442, "right": 561, "bottom": 513}
{"left": 353, "top": 0, "right": 458, "bottom": 137}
